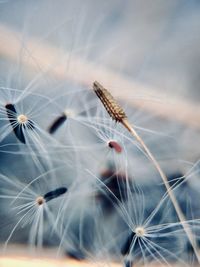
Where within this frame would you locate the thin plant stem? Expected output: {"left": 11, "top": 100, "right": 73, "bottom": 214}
{"left": 121, "top": 118, "right": 200, "bottom": 262}
{"left": 93, "top": 81, "right": 200, "bottom": 263}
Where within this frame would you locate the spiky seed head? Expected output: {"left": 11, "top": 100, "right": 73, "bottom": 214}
{"left": 93, "top": 81, "right": 127, "bottom": 122}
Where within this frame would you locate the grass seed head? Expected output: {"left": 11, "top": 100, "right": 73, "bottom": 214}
{"left": 93, "top": 81, "right": 127, "bottom": 122}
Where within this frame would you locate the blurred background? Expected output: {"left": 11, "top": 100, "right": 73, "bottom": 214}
{"left": 0, "top": 1, "right": 200, "bottom": 266}
{"left": 0, "top": 0, "right": 200, "bottom": 100}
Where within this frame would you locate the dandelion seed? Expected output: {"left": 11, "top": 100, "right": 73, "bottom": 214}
{"left": 0, "top": 88, "right": 65, "bottom": 174}
{"left": 84, "top": 114, "right": 130, "bottom": 175}
{"left": 35, "top": 187, "right": 67, "bottom": 206}
{"left": 5, "top": 103, "right": 34, "bottom": 144}
{"left": 0, "top": 170, "right": 68, "bottom": 250}
{"left": 87, "top": 168, "right": 195, "bottom": 265}
{"left": 108, "top": 140, "right": 122, "bottom": 153}
{"left": 44, "top": 187, "right": 67, "bottom": 202}
{"left": 46, "top": 86, "right": 97, "bottom": 138}
{"left": 48, "top": 113, "right": 67, "bottom": 134}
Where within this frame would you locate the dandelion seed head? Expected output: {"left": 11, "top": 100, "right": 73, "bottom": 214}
{"left": 17, "top": 114, "right": 28, "bottom": 125}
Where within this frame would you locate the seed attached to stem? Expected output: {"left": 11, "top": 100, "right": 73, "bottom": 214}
{"left": 93, "top": 81, "right": 127, "bottom": 122}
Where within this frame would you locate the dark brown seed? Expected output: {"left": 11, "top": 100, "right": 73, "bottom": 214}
{"left": 44, "top": 187, "right": 67, "bottom": 202}
{"left": 48, "top": 113, "right": 67, "bottom": 134}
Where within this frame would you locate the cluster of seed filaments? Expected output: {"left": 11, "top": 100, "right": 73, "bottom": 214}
{"left": 93, "top": 81, "right": 127, "bottom": 122}
{"left": 17, "top": 114, "right": 28, "bottom": 124}
{"left": 135, "top": 226, "right": 146, "bottom": 237}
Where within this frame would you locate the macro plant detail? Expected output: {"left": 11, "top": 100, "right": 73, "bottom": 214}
{"left": 0, "top": 1, "right": 200, "bottom": 267}
{"left": 5, "top": 103, "right": 35, "bottom": 144}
